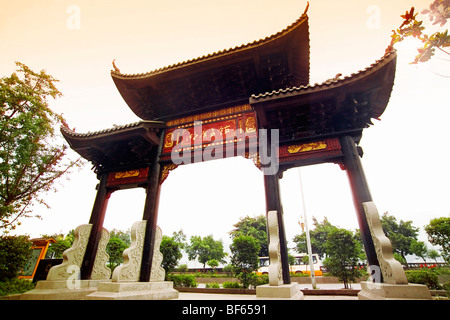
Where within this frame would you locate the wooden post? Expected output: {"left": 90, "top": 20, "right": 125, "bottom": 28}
{"left": 339, "top": 135, "right": 381, "bottom": 275}
{"left": 80, "top": 172, "right": 113, "bottom": 280}
{"left": 139, "top": 130, "right": 165, "bottom": 282}
{"left": 263, "top": 173, "right": 291, "bottom": 284}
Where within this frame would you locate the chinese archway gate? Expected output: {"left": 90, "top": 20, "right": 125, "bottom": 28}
{"left": 60, "top": 10, "right": 426, "bottom": 299}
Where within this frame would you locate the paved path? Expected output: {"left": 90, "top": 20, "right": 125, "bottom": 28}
{"left": 177, "top": 283, "right": 361, "bottom": 300}
{"left": 196, "top": 283, "right": 361, "bottom": 290}
{"left": 176, "top": 292, "right": 358, "bottom": 300}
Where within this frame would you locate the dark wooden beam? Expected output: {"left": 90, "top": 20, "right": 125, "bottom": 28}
{"left": 263, "top": 173, "right": 291, "bottom": 284}
{"left": 139, "top": 130, "right": 165, "bottom": 282}
{"left": 142, "top": 130, "right": 161, "bottom": 146}
{"left": 339, "top": 135, "right": 381, "bottom": 279}
{"left": 80, "top": 173, "right": 114, "bottom": 279}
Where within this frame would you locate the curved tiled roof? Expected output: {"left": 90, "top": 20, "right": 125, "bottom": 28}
{"left": 110, "top": 10, "right": 310, "bottom": 121}
{"left": 251, "top": 49, "right": 397, "bottom": 102}
{"left": 60, "top": 121, "right": 164, "bottom": 139}
{"left": 249, "top": 48, "right": 397, "bottom": 144}
{"left": 60, "top": 121, "right": 166, "bottom": 172}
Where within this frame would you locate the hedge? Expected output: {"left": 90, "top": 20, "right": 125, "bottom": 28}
{"left": 405, "top": 269, "right": 442, "bottom": 290}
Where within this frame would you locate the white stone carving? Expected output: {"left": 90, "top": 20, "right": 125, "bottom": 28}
{"left": 112, "top": 220, "right": 147, "bottom": 282}
{"left": 267, "top": 210, "right": 283, "bottom": 286}
{"left": 112, "top": 221, "right": 166, "bottom": 282}
{"left": 256, "top": 211, "right": 303, "bottom": 299}
{"left": 150, "top": 226, "right": 165, "bottom": 282}
{"left": 46, "top": 224, "right": 111, "bottom": 281}
{"left": 47, "top": 224, "right": 92, "bottom": 280}
{"left": 363, "top": 201, "right": 408, "bottom": 284}
{"left": 91, "top": 228, "right": 112, "bottom": 280}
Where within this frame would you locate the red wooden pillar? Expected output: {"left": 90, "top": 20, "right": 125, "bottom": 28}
{"left": 139, "top": 130, "right": 165, "bottom": 282}
{"left": 339, "top": 135, "right": 381, "bottom": 278}
{"left": 263, "top": 173, "right": 291, "bottom": 284}
{"left": 261, "top": 127, "right": 290, "bottom": 284}
{"left": 80, "top": 172, "right": 114, "bottom": 280}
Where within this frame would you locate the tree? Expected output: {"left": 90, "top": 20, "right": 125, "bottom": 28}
{"left": 160, "top": 235, "right": 184, "bottom": 273}
{"left": 106, "top": 237, "right": 128, "bottom": 272}
{"left": 323, "top": 228, "right": 363, "bottom": 289}
{"left": 425, "top": 216, "right": 450, "bottom": 262}
{"left": 44, "top": 231, "right": 74, "bottom": 258}
{"left": 292, "top": 217, "right": 337, "bottom": 259}
{"left": 207, "top": 259, "right": 219, "bottom": 270}
{"left": 389, "top": 1, "right": 450, "bottom": 64}
{"left": 0, "top": 235, "right": 31, "bottom": 281}
{"left": 185, "top": 235, "right": 227, "bottom": 271}
{"left": 105, "top": 229, "right": 130, "bottom": 272}
{"left": 229, "top": 215, "right": 268, "bottom": 257}
{"left": 380, "top": 212, "right": 419, "bottom": 263}
{"left": 229, "top": 235, "right": 260, "bottom": 289}
{"left": 109, "top": 229, "right": 131, "bottom": 247}
{"left": 171, "top": 229, "right": 187, "bottom": 250}
{"left": 160, "top": 229, "right": 186, "bottom": 273}
{"left": 0, "top": 62, "right": 80, "bottom": 231}
{"left": 428, "top": 249, "right": 441, "bottom": 262}
{"left": 410, "top": 239, "right": 429, "bottom": 262}
{"left": 106, "top": 229, "right": 131, "bottom": 272}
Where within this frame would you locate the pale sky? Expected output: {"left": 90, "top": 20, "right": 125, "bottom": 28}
{"left": 2, "top": 1, "right": 449, "bottom": 263}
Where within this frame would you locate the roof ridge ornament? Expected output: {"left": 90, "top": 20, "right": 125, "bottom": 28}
{"left": 112, "top": 59, "right": 120, "bottom": 73}
{"left": 303, "top": 1, "right": 310, "bottom": 16}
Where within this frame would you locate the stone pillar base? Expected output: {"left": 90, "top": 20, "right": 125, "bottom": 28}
{"left": 86, "top": 281, "right": 179, "bottom": 300}
{"left": 358, "top": 281, "right": 432, "bottom": 300}
{"left": 19, "top": 280, "right": 109, "bottom": 300}
{"left": 256, "top": 283, "right": 304, "bottom": 300}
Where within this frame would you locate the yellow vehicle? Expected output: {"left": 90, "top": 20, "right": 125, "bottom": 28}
{"left": 256, "top": 253, "right": 323, "bottom": 276}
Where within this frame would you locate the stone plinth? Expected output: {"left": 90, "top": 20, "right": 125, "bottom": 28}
{"left": 358, "top": 281, "right": 432, "bottom": 300}
{"left": 19, "top": 280, "right": 109, "bottom": 300}
{"left": 256, "top": 283, "right": 304, "bottom": 300}
{"left": 86, "top": 281, "right": 178, "bottom": 300}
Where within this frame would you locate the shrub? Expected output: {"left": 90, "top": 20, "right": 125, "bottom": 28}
{"left": 222, "top": 281, "right": 242, "bottom": 289}
{"left": 405, "top": 269, "right": 442, "bottom": 290}
{"left": 205, "top": 282, "right": 220, "bottom": 289}
{"left": 0, "top": 235, "right": 32, "bottom": 281}
{"left": 251, "top": 274, "right": 269, "bottom": 287}
{"left": 230, "top": 235, "right": 260, "bottom": 288}
{"left": 166, "top": 274, "right": 197, "bottom": 287}
{"left": 323, "top": 228, "right": 363, "bottom": 289}
{"left": 443, "top": 282, "right": 450, "bottom": 292}
{"left": 222, "top": 264, "right": 233, "bottom": 276}
{"left": 0, "top": 278, "right": 35, "bottom": 296}
{"left": 291, "top": 271, "right": 310, "bottom": 277}
{"left": 177, "top": 264, "right": 188, "bottom": 273}
{"left": 236, "top": 272, "right": 269, "bottom": 289}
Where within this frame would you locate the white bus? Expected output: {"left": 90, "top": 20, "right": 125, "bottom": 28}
{"left": 256, "top": 253, "right": 323, "bottom": 276}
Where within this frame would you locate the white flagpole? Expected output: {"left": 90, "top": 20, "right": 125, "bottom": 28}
{"left": 298, "top": 168, "right": 317, "bottom": 289}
